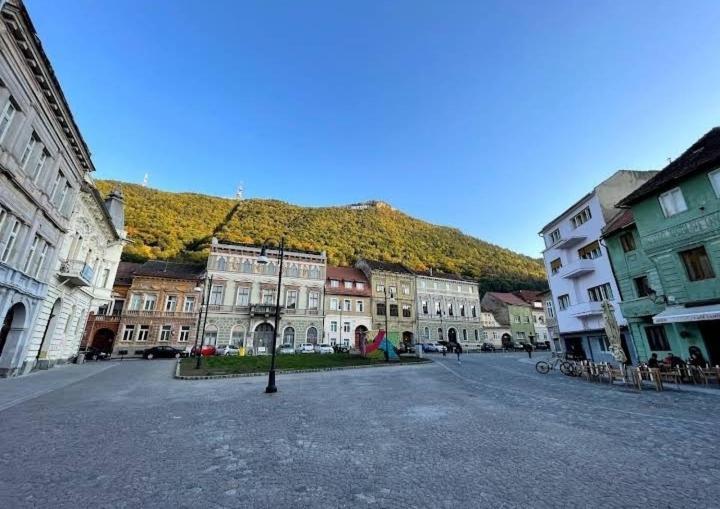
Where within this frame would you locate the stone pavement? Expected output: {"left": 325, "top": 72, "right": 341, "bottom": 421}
{"left": 1, "top": 353, "right": 719, "bottom": 508}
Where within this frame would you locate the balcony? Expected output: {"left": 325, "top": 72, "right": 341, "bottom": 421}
{"left": 250, "top": 304, "right": 283, "bottom": 317}
{"left": 123, "top": 310, "right": 197, "bottom": 319}
{"left": 566, "top": 301, "right": 604, "bottom": 317}
{"left": 553, "top": 235, "right": 587, "bottom": 250}
{"left": 557, "top": 259, "right": 595, "bottom": 279}
{"left": 58, "top": 260, "right": 94, "bottom": 287}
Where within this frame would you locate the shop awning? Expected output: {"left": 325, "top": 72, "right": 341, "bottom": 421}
{"left": 652, "top": 304, "right": 720, "bottom": 324}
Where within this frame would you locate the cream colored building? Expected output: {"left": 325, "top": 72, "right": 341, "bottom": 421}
{"left": 323, "top": 266, "right": 372, "bottom": 349}
{"left": 480, "top": 311, "right": 511, "bottom": 347}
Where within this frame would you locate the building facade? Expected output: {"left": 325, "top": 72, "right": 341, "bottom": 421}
{"left": 481, "top": 292, "right": 534, "bottom": 346}
{"left": 115, "top": 261, "right": 205, "bottom": 357}
{"left": 538, "top": 170, "right": 656, "bottom": 362}
{"left": 204, "top": 239, "right": 326, "bottom": 353}
{"left": 25, "top": 183, "right": 124, "bottom": 370}
{"left": 415, "top": 270, "right": 482, "bottom": 348}
{"left": 604, "top": 128, "right": 720, "bottom": 365}
{"left": 514, "top": 290, "right": 551, "bottom": 347}
{"left": 323, "top": 266, "right": 372, "bottom": 349}
{"left": 479, "top": 311, "right": 511, "bottom": 347}
{"left": 0, "top": 1, "right": 96, "bottom": 376}
{"left": 355, "top": 259, "right": 416, "bottom": 347}
{"left": 537, "top": 290, "right": 561, "bottom": 351}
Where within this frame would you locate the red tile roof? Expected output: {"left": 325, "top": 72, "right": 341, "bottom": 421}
{"left": 513, "top": 290, "right": 544, "bottom": 304}
{"left": 602, "top": 209, "right": 635, "bottom": 238}
{"left": 485, "top": 292, "right": 531, "bottom": 307}
{"left": 325, "top": 266, "right": 371, "bottom": 296}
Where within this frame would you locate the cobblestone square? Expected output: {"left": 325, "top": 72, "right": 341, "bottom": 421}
{"left": 1, "top": 354, "right": 719, "bottom": 508}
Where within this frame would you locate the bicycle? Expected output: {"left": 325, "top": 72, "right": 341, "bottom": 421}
{"left": 535, "top": 356, "right": 575, "bottom": 376}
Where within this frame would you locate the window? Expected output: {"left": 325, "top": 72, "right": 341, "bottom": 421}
{"left": 471, "top": 305, "right": 477, "bottom": 318}
{"left": 308, "top": 266, "right": 320, "bottom": 279}
{"left": 710, "top": 169, "right": 720, "bottom": 197}
{"left": 330, "top": 321, "right": 338, "bottom": 332}
{"left": 100, "top": 268, "right": 110, "bottom": 288}
{"left": 1, "top": 219, "right": 20, "bottom": 263}
{"left": 434, "top": 301, "right": 441, "bottom": 315}
{"left": 159, "top": 325, "right": 172, "bottom": 342}
{"left": 308, "top": 291, "right": 319, "bottom": 309}
{"left": 33, "top": 241, "right": 48, "bottom": 278}
{"left": 474, "top": 330, "right": 479, "bottom": 341}
{"left": 462, "top": 329, "right": 467, "bottom": 341}
{"left": 32, "top": 150, "right": 48, "bottom": 183}
{"left": 286, "top": 289, "right": 298, "bottom": 309}
{"left": 546, "top": 300, "right": 555, "bottom": 318}
{"left": 306, "top": 327, "right": 318, "bottom": 343}
{"left": 570, "top": 207, "right": 592, "bottom": 228}
{"left": 619, "top": 232, "right": 636, "bottom": 253}
{"left": 129, "top": 294, "right": 142, "bottom": 310}
{"left": 143, "top": 294, "right": 157, "bottom": 311}
{"left": 20, "top": 133, "right": 37, "bottom": 169}
{"left": 550, "top": 258, "right": 562, "bottom": 275}
{"left": 330, "top": 297, "right": 338, "bottom": 311}
{"left": 548, "top": 229, "right": 561, "bottom": 245}
{"left": 282, "top": 327, "right": 294, "bottom": 345}
{"left": 422, "top": 300, "right": 428, "bottom": 314}
{"left": 658, "top": 187, "right": 688, "bottom": 217}
{"left": 183, "top": 296, "right": 196, "bottom": 312}
{"left": 137, "top": 325, "right": 150, "bottom": 341}
{"left": 523, "top": 316, "right": 530, "bottom": 323}
{"left": 376, "top": 284, "right": 385, "bottom": 293}
{"left": 558, "top": 294, "right": 570, "bottom": 310}
{"left": 448, "top": 303, "right": 454, "bottom": 316}
{"left": 438, "top": 328, "right": 443, "bottom": 340}
{"left": 330, "top": 279, "right": 339, "bottom": 288}
{"left": 356, "top": 300, "right": 364, "bottom": 312}
{"left": 50, "top": 172, "right": 65, "bottom": 204}
{"left": 176, "top": 326, "right": 189, "bottom": 342}
{"left": 516, "top": 332, "right": 526, "bottom": 340}
{"left": 23, "top": 235, "right": 39, "bottom": 273}
{"left": 343, "top": 322, "right": 351, "bottom": 333}
{"left": 424, "top": 327, "right": 430, "bottom": 340}
{"left": 209, "top": 285, "right": 224, "bottom": 305}
{"left": 0, "top": 100, "right": 16, "bottom": 143}
{"left": 390, "top": 304, "right": 398, "bottom": 316}
{"left": 388, "top": 286, "right": 396, "bottom": 297}
{"left": 594, "top": 335, "right": 610, "bottom": 352}
{"left": 460, "top": 304, "right": 465, "bottom": 317}
{"left": 241, "top": 259, "right": 253, "bottom": 273}
{"left": 235, "top": 287, "right": 250, "bottom": 306}
{"left": 356, "top": 282, "right": 364, "bottom": 290}
{"left": 376, "top": 303, "right": 386, "bottom": 315}
{"left": 587, "top": 283, "right": 614, "bottom": 302}
{"left": 261, "top": 288, "right": 276, "bottom": 305}
{"left": 165, "top": 295, "right": 178, "bottom": 311}
{"left": 634, "top": 276, "right": 652, "bottom": 298}
{"left": 402, "top": 304, "right": 411, "bottom": 317}
{"left": 402, "top": 285, "right": 410, "bottom": 295}
{"left": 578, "top": 240, "right": 602, "bottom": 260}
{"left": 122, "top": 325, "right": 135, "bottom": 341}
{"left": 344, "top": 281, "right": 353, "bottom": 289}
{"left": 344, "top": 299, "right": 351, "bottom": 311}
{"left": 680, "top": 246, "right": 716, "bottom": 281}
{"left": 457, "top": 285, "right": 462, "bottom": 292}
{"left": 513, "top": 315, "right": 521, "bottom": 323}
{"left": 645, "top": 326, "right": 670, "bottom": 351}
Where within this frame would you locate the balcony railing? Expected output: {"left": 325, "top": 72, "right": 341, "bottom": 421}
{"left": 58, "top": 260, "right": 94, "bottom": 287}
{"left": 566, "top": 301, "right": 604, "bottom": 317}
{"left": 123, "top": 310, "right": 197, "bottom": 318}
{"left": 557, "top": 258, "right": 595, "bottom": 279}
{"left": 204, "top": 303, "right": 322, "bottom": 316}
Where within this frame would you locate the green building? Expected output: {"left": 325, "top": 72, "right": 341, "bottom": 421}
{"left": 603, "top": 128, "right": 720, "bottom": 365}
{"left": 480, "top": 292, "right": 535, "bottom": 345}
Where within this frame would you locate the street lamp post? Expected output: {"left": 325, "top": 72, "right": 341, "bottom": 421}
{"left": 195, "top": 275, "right": 213, "bottom": 369}
{"left": 257, "top": 237, "right": 285, "bottom": 393}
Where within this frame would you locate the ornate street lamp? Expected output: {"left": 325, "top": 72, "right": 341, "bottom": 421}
{"left": 257, "top": 238, "right": 285, "bottom": 393}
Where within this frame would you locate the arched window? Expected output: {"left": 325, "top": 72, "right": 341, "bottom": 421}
{"left": 423, "top": 327, "right": 429, "bottom": 340}
{"left": 306, "top": 326, "right": 318, "bottom": 344}
{"left": 203, "top": 325, "right": 218, "bottom": 346}
{"left": 265, "top": 262, "right": 276, "bottom": 275}
{"left": 283, "top": 327, "right": 295, "bottom": 345}
{"left": 309, "top": 266, "right": 319, "bottom": 279}
{"left": 474, "top": 329, "right": 479, "bottom": 341}
{"left": 217, "top": 257, "right": 227, "bottom": 271}
{"left": 231, "top": 325, "right": 245, "bottom": 347}
{"left": 437, "top": 328, "right": 443, "bottom": 340}
{"left": 462, "top": 329, "right": 467, "bottom": 341}
{"left": 242, "top": 259, "right": 252, "bottom": 273}
{"left": 288, "top": 264, "right": 299, "bottom": 277}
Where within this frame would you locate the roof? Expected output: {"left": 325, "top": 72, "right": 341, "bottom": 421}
{"left": 484, "top": 292, "right": 531, "bottom": 307}
{"left": 618, "top": 127, "right": 720, "bottom": 207}
{"left": 413, "top": 269, "right": 477, "bottom": 283}
{"left": 325, "top": 266, "right": 371, "bottom": 296}
{"left": 513, "top": 290, "right": 544, "bottom": 304}
{"left": 538, "top": 191, "right": 594, "bottom": 234}
{"left": 214, "top": 239, "right": 325, "bottom": 257}
{"left": 114, "top": 262, "right": 142, "bottom": 286}
{"left": 134, "top": 260, "right": 205, "bottom": 280}
{"left": 359, "top": 259, "right": 414, "bottom": 274}
{"left": 601, "top": 209, "right": 635, "bottom": 238}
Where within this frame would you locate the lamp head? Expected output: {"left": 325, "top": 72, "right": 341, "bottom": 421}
{"left": 257, "top": 245, "right": 269, "bottom": 265}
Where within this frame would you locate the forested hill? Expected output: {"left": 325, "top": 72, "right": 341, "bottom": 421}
{"left": 96, "top": 180, "right": 547, "bottom": 294}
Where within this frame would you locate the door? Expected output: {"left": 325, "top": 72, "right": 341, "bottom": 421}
{"left": 448, "top": 328, "right": 457, "bottom": 343}
{"left": 700, "top": 320, "right": 720, "bottom": 366}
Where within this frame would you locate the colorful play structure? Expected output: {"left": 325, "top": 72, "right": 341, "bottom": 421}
{"left": 363, "top": 329, "right": 399, "bottom": 360}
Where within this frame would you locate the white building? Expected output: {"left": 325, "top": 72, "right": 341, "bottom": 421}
{"left": 203, "top": 239, "right": 326, "bottom": 353}
{"left": 323, "top": 266, "right": 372, "bottom": 349}
{"left": 415, "top": 270, "right": 483, "bottom": 349}
{"left": 27, "top": 184, "right": 125, "bottom": 370}
{"left": 538, "top": 170, "right": 656, "bottom": 362}
{"left": 0, "top": 1, "right": 96, "bottom": 376}
{"left": 479, "top": 311, "right": 510, "bottom": 347}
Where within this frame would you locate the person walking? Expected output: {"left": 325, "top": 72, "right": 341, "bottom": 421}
{"left": 524, "top": 342, "right": 533, "bottom": 358}
{"left": 456, "top": 343, "right": 463, "bottom": 364}
{"left": 442, "top": 344, "right": 447, "bottom": 357}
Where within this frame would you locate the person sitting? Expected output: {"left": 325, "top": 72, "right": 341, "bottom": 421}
{"left": 647, "top": 353, "right": 660, "bottom": 369}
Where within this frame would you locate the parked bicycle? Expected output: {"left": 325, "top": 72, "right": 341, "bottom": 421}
{"left": 535, "top": 356, "right": 576, "bottom": 376}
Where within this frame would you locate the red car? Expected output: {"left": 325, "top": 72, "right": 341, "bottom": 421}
{"left": 190, "top": 345, "right": 217, "bottom": 357}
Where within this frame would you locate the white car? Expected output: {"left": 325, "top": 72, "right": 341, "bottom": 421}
{"left": 278, "top": 344, "right": 295, "bottom": 354}
{"left": 220, "top": 344, "right": 240, "bottom": 356}
{"left": 432, "top": 342, "right": 448, "bottom": 353}
{"left": 314, "top": 344, "right": 334, "bottom": 354}
{"left": 296, "top": 343, "right": 315, "bottom": 354}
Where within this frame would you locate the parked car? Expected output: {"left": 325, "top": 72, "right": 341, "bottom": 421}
{"left": 534, "top": 342, "right": 550, "bottom": 351}
{"left": 81, "top": 346, "right": 111, "bottom": 361}
{"left": 421, "top": 343, "right": 437, "bottom": 352}
{"left": 480, "top": 343, "right": 496, "bottom": 352}
{"left": 296, "top": 343, "right": 315, "bottom": 354}
{"left": 334, "top": 344, "right": 351, "bottom": 353}
{"left": 220, "top": 344, "right": 240, "bottom": 356}
{"left": 143, "top": 346, "right": 185, "bottom": 359}
{"left": 315, "top": 344, "right": 334, "bottom": 354}
{"left": 514, "top": 343, "right": 528, "bottom": 351}
{"left": 190, "top": 345, "right": 217, "bottom": 357}
{"left": 432, "top": 342, "right": 448, "bottom": 353}
{"left": 278, "top": 344, "right": 295, "bottom": 354}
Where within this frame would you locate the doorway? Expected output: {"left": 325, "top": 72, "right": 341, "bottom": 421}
{"left": 92, "top": 328, "right": 116, "bottom": 354}
{"left": 0, "top": 302, "right": 27, "bottom": 362}
{"left": 448, "top": 328, "right": 457, "bottom": 344}
{"left": 700, "top": 320, "right": 720, "bottom": 366}
{"left": 354, "top": 325, "right": 368, "bottom": 349}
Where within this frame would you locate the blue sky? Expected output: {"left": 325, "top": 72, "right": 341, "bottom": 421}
{"left": 25, "top": 0, "right": 720, "bottom": 257}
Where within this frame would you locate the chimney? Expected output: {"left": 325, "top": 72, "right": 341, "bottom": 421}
{"left": 104, "top": 186, "right": 125, "bottom": 233}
